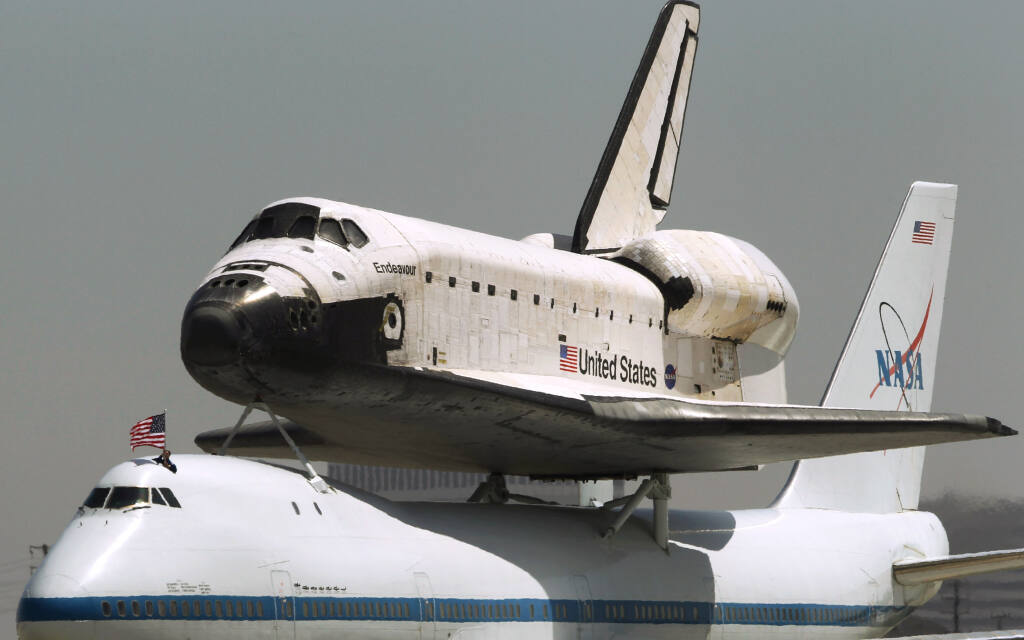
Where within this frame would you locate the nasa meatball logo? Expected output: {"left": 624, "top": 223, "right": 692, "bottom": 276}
{"left": 664, "top": 364, "right": 676, "bottom": 390}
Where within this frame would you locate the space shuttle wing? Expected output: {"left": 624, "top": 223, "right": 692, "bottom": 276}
{"left": 195, "top": 367, "right": 1012, "bottom": 478}
{"left": 572, "top": 1, "right": 700, "bottom": 253}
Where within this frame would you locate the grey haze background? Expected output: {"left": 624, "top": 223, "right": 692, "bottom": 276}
{"left": 2, "top": 0, "right": 1022, "bottom": 629}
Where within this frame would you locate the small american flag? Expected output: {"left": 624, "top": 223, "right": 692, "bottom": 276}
{"left": 130, "top": 413, "right": 166, "bottom": 451}
{"left": 559, "top": 345, "right": 579, "bottom": 373}
{"left": 912, "top": 220, "right": 936, "bottom": 245}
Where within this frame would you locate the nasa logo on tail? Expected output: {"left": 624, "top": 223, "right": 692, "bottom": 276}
{"left": 869, "top": 289, "right": 933, "bottom": 409}
{"left": 664, "top": 364, "right": 676, "bottom": 390}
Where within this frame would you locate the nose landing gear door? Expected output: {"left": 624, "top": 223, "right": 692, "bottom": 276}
{"left": 573, "top": 575, "right": 594, "bottom": 640}
{"left": 271, "top": 570, "right": 296, "bottom": 640}
{"left": 414, "top": 571, "right": 436, "bottom": 640}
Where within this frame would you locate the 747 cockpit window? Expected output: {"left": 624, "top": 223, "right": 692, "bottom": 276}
{"left": 83, "top": 487, "right": 110, "bottom": 508}
{"left": 107, "top": 487, "right": 150, "bottom": 509}
{"left": 81, "top": 486, "right": 182, "bottom": 510}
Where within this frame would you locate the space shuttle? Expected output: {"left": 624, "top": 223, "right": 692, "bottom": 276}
{"left": 179, "top": 1, "right": 1006, "bottom": 478}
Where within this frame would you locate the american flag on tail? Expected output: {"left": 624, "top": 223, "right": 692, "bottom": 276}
{"left": 130, "top": 413, "right": 166, "bottom": 450}
{"left": 912, "top": 220, "right": 936, "bottom": 245}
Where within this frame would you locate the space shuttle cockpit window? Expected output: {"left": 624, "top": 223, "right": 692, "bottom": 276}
{"left": 341, "top": 219, "right": 369, "bottom": 248}
{"left": 317, "top": 218, "right": 348, "bottom": 247}
{"left": 287, "top": 216, "right": 317, "bottom": 240}
{"left": 230, "top": 219, "right": 258, "bottom": 249}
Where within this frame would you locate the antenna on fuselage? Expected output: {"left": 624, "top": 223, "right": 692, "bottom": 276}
{"left": 218, "top": 399, "right": 331, "bottom": 494}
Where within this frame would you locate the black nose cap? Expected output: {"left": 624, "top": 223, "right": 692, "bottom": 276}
{"left": 181, "top": 305, "right": 242, "bottom": 367}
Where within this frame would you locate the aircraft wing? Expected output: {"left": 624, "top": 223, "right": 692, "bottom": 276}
{"left": 889, "top": 632, "right": 1024, "bottom": 639}
{"left": 894, "top": 548, "right": 1024, "bottom": 586}
{"left": 194, "top": 367, "right": 1013, "bottom": 479}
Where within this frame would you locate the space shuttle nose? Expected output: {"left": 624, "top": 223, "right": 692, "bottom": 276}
{"left": 181, "top": 304, "right": 242, "bottom": 366}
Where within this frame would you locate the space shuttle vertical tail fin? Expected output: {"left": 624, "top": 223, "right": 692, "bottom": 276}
{"left": 774, "top": 182, "right": 958, "bottom": 513}
{"left": 572, "top": 1, "right": 700, "bottom": 254}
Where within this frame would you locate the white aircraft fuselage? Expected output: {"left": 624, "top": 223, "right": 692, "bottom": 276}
{"left": 19, "top": 455, "right": 945, "bottom": 640}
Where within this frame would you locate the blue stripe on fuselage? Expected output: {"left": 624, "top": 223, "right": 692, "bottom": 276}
{"left": 17, "top": 594, "right": 909, "bottom": 628}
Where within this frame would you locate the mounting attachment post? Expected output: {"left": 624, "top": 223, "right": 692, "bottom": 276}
{"left": 218, "top": 399, "right": 331, "bottom": 494}
{"left": 467, "top": 473, "right": 510, "bottom": 504}
{"left": 602, "top": 473, "right": 672, "bottom": 552}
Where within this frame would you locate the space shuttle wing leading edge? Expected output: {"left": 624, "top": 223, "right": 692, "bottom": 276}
{"left": 194, "top": 367, "right": 1012, "bottom": 479}
{"left": 572, "top": 1, "right": 700, "bottom": 253}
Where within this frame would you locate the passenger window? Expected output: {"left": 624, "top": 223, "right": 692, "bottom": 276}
{"left": 158, "top": 600, "right": 167, "bottom": 617}
{"left": 215, "top": 601, "right": 223, "bottom": 618}
{"left": 230, "top": 219, "right": 258, "bottom": 248}
{"left": 101, "top": 601, "right": 112, "bottom": 617}
{"left": 193, "top": 601, "right": 201, "bottom": 617}
{"left": 107, "top": 487, "right": 149, "bottom": 509}
{"left": 169, "top": 600, "right": 177, "bottom": 616}
{"left": 225, "top": 601, "right": 232, "bottom": 617}
{"left": 313, "top": 502, "right": 322, "bottom": 515}
{"left": 258, "top": 601, "right": 265, "bottom": 618}
{"left": 117, "top": 601, "right": 126, "bottom": 617}
{"left": 291, "top": 502, "right": 300, "bottom": 515}
{"left": 205, "top": 601, "right": 212, "bottom": 617}
{"left": 246, "top": 601, "right": 254, "bottom": 617}
{"left": 158, "top": 488, "right": 181, "bottom": 508}
{"left": 151, "top": 489, "right": 167, "bottom": 506}
{"left": 287, "top": 216, "right": 317, "bottom": 240}
{"left": 131, "top": 601, "right": 140, "bottom": 616}
{"left": 317, "top": 218, "right": 348, "bottom": 247}
{"left": 341, "top": 219, "right": 369, "bottom": 247}
{"left": 145, "top": 600, "right": 154, "bottom": 616}
{"left": 83, "top": 487, "right": 110, "bottom": 508}
{"left": 302, "top": 601, "right": 309, "bottom": 617}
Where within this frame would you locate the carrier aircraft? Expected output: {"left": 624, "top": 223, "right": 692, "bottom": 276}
{"left": 17, "top": 183, "right": 1024, "bottom": 638}
{"left": 181, "top": 1, "right": 1004, "bottom": 481}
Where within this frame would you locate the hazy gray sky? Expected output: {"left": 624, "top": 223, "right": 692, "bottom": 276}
{"left": 2, "top": 0, "right": 1022, "bottom": 625}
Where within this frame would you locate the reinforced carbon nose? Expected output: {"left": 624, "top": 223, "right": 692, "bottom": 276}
{"left": 181, "top": 304, "right": 242, "bottom": 367}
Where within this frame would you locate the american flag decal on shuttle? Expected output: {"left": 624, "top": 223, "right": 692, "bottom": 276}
{"left": 912, "top": 220, "right": 935, "bottom": 245}
{"left": 559, "top": 345, "right": 579, "bottom": 373}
